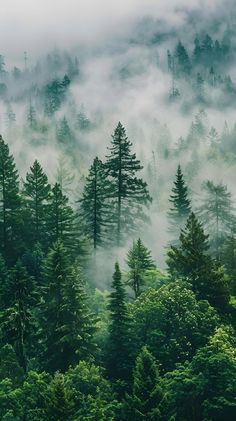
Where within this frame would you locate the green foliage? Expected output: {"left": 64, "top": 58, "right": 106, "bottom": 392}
{"left": 105, "top": 122, "right": 151, "bottom": 245}
{"left": 40, "top": 241, "right": 96, "bottom": 372}
{"left": 167, "top": 212, "right": 230, "bottom": 311}
{"left": 126, "top": 238, "right": 155, "bottom": 298}
{"left": 106, "top": 262, "right": 133, "bottom": 384}
{"left": 131, "top": 282, "right": 219, "bottom": 372}
{"left": 124, "top": 346, "right": 165, "bottom": 420}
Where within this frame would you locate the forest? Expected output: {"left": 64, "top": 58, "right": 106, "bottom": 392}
{"left": 0, "top": 0, "right": 236, "bottom": 420}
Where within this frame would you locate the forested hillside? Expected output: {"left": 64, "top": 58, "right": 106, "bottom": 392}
{"left": 0, "top": 0, "right": 236, "bottom": 420}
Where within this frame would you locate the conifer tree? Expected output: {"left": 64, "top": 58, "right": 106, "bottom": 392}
{"left": 197, "top": 181, "right": 235, "bottom": 259}
{"left": 56, "top": 116, "right": 74, "bottom": 145}
{"left": 106, "top": 262, "right": 132, "bottom": 383}
{"left": 168, "top": 165, "right": 191, "bottom": 242}
{"left": 41, "top": 241, "right": 96, "bottom": 372}
{"left": 0, "top": 135, "right": 22, "bottom": 263}
{"left": 47, "top": 183, "right": 80, "bottom": 255}
{"left": 124, "top": 347, "right": 165, "bottom": 421}
{"left": 56, "top": 155, "right": 75, "bottom": 196}
{"left": 26, "top": 102, "right": 37, "bottom": 129}
{"left": 0, "top": 260, "right": 36, "bottom": 372}
{"left": 47, "top": 373, "right": 72, "bottom": 421}
{"left": 222, "top": 235, "right": 236, "bottom": 295}
{"left": 174, "top": 41, "right": 192, "bottom": 76}
{"left": 23, "top": 160, "right": 51, "bottom": 247}
{"left": 79, "top": 157, "right": 113, "bottom": 249}
{"left": 167, "top": 212, "right": 229, "bottom": 311}
{"left": 106, "top": 122, "right": 151, "bottom": 246}
{"left": 126, "top": 238, "right": 155, "bottom": 298}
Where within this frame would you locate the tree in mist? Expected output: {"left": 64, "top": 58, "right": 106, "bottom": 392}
{"left": 174, "top": 41, "right": 191, "bottom": 77}
{"left": 26, "top": 101, "right": 37, "bottom": 130}
{"left": 0, "top": 135, "right": 22, "bottom": 263}
{"left": 105, "top": 122, "right": 151, "bottom": 246}
{"left": 126, "top": 238, "right": 155, "bottom": 298}
{"left": 56, "top": 155, "right": 75, "bottom": 196}
{"left": 23, "top": 160, "right": 51, "bottom": 247}
{"left": 124, "top": 346, "right": 164, "bottom": 421}
{"left": 106, "top": 262, "right": 132, "bottom": 384}
{"left": 56, "top": 116, "right": 74, "bottom": 145}
{"left": 167, "top": 212, "right": 230, "bottom": 311}
{"left": 197, "top": 181, "right": 235, "bottom": 259}
{"left": 44, "top": 75, "right": 70, "bottom": 116}
{"left": 79, "top": 157, "right": 113, "bottom": 250}
{"left": 168, "top": 165, "right": 191, "bottom": 242}
{"left": 5, "top": 104, "right": 16, "bottom": 129}
{"left": 222, "top": 235, "right": 236, "bottom": 295}
{"left": 41, "top": 241, "right": 96, "bottom": 372}
{"left": 47, "top": 183, "right": 79, "bottom": 254}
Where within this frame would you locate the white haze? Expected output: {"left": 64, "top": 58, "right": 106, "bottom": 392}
{"left": 0, "top": 0, "right": 236, "bottom": 285}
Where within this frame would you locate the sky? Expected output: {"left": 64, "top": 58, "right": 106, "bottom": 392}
{"left": 0, "top": 0, "right": 226, "bottom": 63}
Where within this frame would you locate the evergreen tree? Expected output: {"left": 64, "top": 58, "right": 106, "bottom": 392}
{"left": 124, "top": 347, "right": 165, "bottom": 420}
{"left": 47, "top": 183, "right": 80, "bottom": 255}
{"left": 47, "top": 373, "right": 72, "bottom": 421}
{"left": 222, "top": 235, "right": 236, "bottom": 295}
{"left": 106, "top": 262, "right": 132, "bottom": 384}
{"left": 79, "top": 157, "right": 113, "bottom": 249}
{"left": 174, "top": 42, "right": 191, "bottom": 76}
{"left": 44, "top": 75, "right": 70, "bottom": 116}
{"left": 197, "top": 181, "right": 235, "bottom": 259}
{"left": 23, "top": 160, "right": 51, "bottom": 248}
{"left": 26, "top": 101, "right": 37, "bottom": 129}
{"left": 56, "top": 116, "right": 74, "bottom": 145}
{"left": 0, "top": 260, "right": 36, "bottom": 372}
{"left": 167, "top": 212, "right": 229, "bottom": 311}
{"left": 56, "top": 155, "right": 75, "bottom": 196}
{"left": 105, "top": 122, "right": 151, "bottom": 246}
{"left": 126, "top": 238, "right": 155, "bottom": 298}
{"left": 41, "top": 241, "right": 96, "bottom": 372}
{"left": 0, "top": 135, "right": 22, "bottom": 263}
{"left": 168, "top": 165, "right": 191, "bottom": 242}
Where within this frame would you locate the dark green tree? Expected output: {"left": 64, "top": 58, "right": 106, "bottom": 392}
{"left": 79, "top": 157, "right": 113, "bottom": 249}
{"left": 222, "top": 235, "right": 236, "bottom": 295}
{"left": 198, "top": 181, "right": 235, "bottom": 259}
{"left": 26, "top": 102, "right": 37, "bottom": 129}
{"left": 124, "top": 347, "right": 165, "bottom": 421}
{"left": 56, "top": 116, "right": 74, "bottom": 145}
{"left": 106, "top": 262, "right": 132, "bottom": 384}
{"left": 126, "top": 238, "right": 155, "bottom": 298}
{"left": 47, "top": 183, "right": 80, "bottom": 255}
{"left": 41, "top": 241, "right": 96, "bottom": 372}
{"left": 106, "top": 122, "right": 151, "bottom": 246}
{"left": 23, "top": 160, "right": 51, "bottom": 248}
{"left": 0, "top": 260, "right": 36, "bottom": 372}
{"left": 0, "top": 135, "right": 22, "bottom": 263}
{"left": 168, "top": 165, "right": 191, "bottom": 242}
{"left": 174, "top": 42, "right": 191, "bottom": 76}
{"left": 47, "top": 373, "right": 73, "bottom": 421}
{"left": 167, "top": 212, "right": 230, "bottom": 311}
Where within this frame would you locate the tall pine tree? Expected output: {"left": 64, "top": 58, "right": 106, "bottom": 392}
{"left": 40, "top": 241, "right": 96, "bottom": 372}
{"left": 168, "top": 165, "right": 191, "bottom": 243}
{"left": 106, "top": 262, "right": 132, "bottom": 384}
{"left": 79, "top": 157, "right": 113, "bottom": 249}
{"left": 126, "top": 238, "right": 155, "bottom": 298}
{"left": 23, "top": 160, "right": 51, "bottom": 248}
{"left": 106, "top": 123, "right": 151, "bottom": 246}
{"left": 0, "top": 135, "right": 22, "bottom": 263}
{"left": 167, "top": 212, "right": 229, "bottom": 311}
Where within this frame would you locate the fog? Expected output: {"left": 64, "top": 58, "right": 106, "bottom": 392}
{"left": 1, "top": 0, "right": 236, "bottom": 284}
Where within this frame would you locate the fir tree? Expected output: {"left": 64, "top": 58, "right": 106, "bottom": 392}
{"left": 0, "top": 135, "right": 22, "bottom": 263}
{"left": 198, "top": 181, "right": 235, "bottom": 259}
{"left": 47, "top": 373, "right": 73, "bottom": 421}
{"left": 106, "top": 262, "right": 132, "bottom": 384}
{"left": 168, "top": 165, "right": 191, "bottom": 242}
{"left": 126, "top": 238, "right": 155, "bottom": 298}
{"left": 174, "top": 41, "right": 191, "bottom": 76}
{"left": 26, "top": 101, "right": 37, "bottom": 130}
{"left": 105, "top": 122, "right": 151, "bottom": 246}
{"left": 167, "top": 212, "right": 230, "bottom": 311}
{"left": 41, "top": 241, "right": 96, "bottom": 372}
{"left": 222, "top": 235, "right": 236, "bottom": 295}
{"left": 23, "top": 160, "right": 51, "bottom": 247}
{"left": 79, "top": 157, "right": 113, "bottom": 249}
{"left": 47, "top": 183, "right": 80, "bottom": 255}
{"left": 56, "top": 116, "right": 74, "bottom": 145}
{"left": 0, "top": 260, "right": 36, "bottom": 372}
{"left": 56, "top": 155, "right": 75, "bottom": 196}
{"left": 124, "top": 347, "right": 165, "bottom": 421}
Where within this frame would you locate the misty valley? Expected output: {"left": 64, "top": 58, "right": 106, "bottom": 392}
{"left": 0, "top": 1, "right": 236, "bottom": 420}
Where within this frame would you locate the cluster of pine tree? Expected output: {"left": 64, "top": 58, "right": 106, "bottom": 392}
{"left": 0, "top": 125, "right": 236, "bottom": 420}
